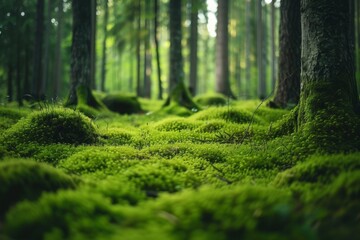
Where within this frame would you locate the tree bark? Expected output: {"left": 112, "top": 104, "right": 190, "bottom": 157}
{"left": 100, "top": 0, "right": 109, "bottom": 92}
{"left": 298, "top": 0, "right": 360, "bottom": 124}
{"left": 66, "top": 0, "right": 101, "bottom": 109}
{"left": 164, "top": 0, "right": 198, "bottom": 110}
{"left": 136, "top": 0, "right": 142, "bottom": 97}
{"left": 257, "top": 0, "right": 265, "bottom": 99}
{"left": 216, "top": 0, "right": 235, "bottom": 98}
{"left": 143, "top": 0, "right": 152, "bottom": 99}
{"left": 154, "top": 0, "right": 163, "bottom": 100}
{"left": 7, "top": 62, "right": 13, "bottom": 103}
{"left": 272, "top": 0, "right": 301, "bottom": 108}
{"left": 90, "top": 0, "right": 97, "bottom": 90}
{"left": 270, "top": 0, "right": 276, "bottom": 92}
{"left": 245, "top": 0, "right": 251, "bottom": 99}
{"left": 189, "top": 0, "right": 199, "bottom": 96}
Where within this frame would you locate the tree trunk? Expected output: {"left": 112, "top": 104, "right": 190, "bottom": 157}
{"left": 16, "top": 30, "right": 23, "bottom": 106}
{"left": 154, "top": 0, "right": 163, "bottom": 100}
{"left": 100, "top": 0, "right": 109, "bottom": 92}
{"left": 270, "top": 0, "right": 276, "bottom": 92}
{"left": 272, "top": 0, "right": 301, "bottom": 108}
{"left": 143, "top": 0, "right": 152, "bottom": 99}
{"left": 66, "top": 0, "right": 102, "bottom": 109}
{"left": 298, "top": 0, "right": 360, "bottom": 150}
{"left": 257, "top": 0, "right": 265, "bottom": 99}
{"left": 54, "top": 0, "right": 63, "bottom": 98}
{"left": 245, "top": 0, "right": 251, "bottom": 99}
{"left": 42, "top": 0, "right": 51, "bottom": 98}
{"left": 164, "top": 0, "right": 198, "bottom": 110}
{"left": 90, "top": 0, "right": 97, "bottom": 90}
{"left": 136, "top": 0, "right": 142, "bottom": 97}
{"left": 7, "top": 62, "right": 13, "bottom": 103}
{"left": 189, "top": 0, "right": 199, "bottom": 96}
{"left": 32, "top": 0, "right": 45, "bottom": 100}
{"left": 215, "top": 0, "right": 235, "bottom": 98}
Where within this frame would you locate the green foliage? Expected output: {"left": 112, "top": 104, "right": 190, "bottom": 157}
{"left": 0, "top": 108, "right": 99, "bottom": 150}
{"left": 0, "top": 106, "right": 29, "bottom": 130}
{"left": 0, "top": 160, "right": 77, "bottom": 218}
{"left": 194, "top": 93, "right": 228, "bottom": 106}
{"left": 101, "top": 93, "right": 142, "bottom": 114}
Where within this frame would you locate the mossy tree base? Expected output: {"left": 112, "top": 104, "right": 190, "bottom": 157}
{"left": 163, "top": 82, "right": 200, "bottom": 111}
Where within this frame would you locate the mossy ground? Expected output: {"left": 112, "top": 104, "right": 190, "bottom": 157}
{"left": 0, "top": 98, "right": 359, "bottom": 239}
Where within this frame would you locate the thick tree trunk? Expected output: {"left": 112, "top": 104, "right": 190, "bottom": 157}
{"left": 272, "top": 0, "right": 301, "bottom": 108}
{"left": 297, "top": 0, "right": 360, "bottom": 151}
{"left": 189, "top": 0, "right": 199, "bottom": 96}
{"left": 164, "top": 0, "right": 198, "bottom": 110}
{"left": 32, "top": 0, "right": 45, "bottom": 100}
{"left": 100, "top": 0, "right": 109, "bottom": 92}
{"left": 216, "top": 0, "right": 235, "bottom": 98}
{"left": 54, "top": 0, "right": 63, "bottom": 98}
{"left": 66, "top": 0, "right": 101, "bottom": 109}
{"left": 154, "top": 0, "right": 163, "bottom": 100}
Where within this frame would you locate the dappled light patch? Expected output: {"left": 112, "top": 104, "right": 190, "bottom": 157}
{"left": 0, "top": 160, "right": 77, "bottom": 218}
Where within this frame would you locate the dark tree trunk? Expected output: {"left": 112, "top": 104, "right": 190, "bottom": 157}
{"left": 189, "top": 0, "right": 198, "bottom": 96}
{"left": 273, "top": 0, "right": 301, "bottom": 108}
{"left": 66, "top": 0, "right": 101, "bottom": 109}
{"left": 54, "top": 0, "right": 63, "bottom": 98}
{"left": 215, "top": 0, "right": 235, "bottom": 98}
{"left": 42, "top": 0, "right": 51, "bottom": 98}
{"left": 270, "top": 0, "right": 276, "bottom": 92}
{"left": 297, "top": 0, "right": 360, "bottom": 150}
{"left": 32, "top": 0, "right": 45, "bottom": 100}
{"left": 100, "top": 0, "right": 109, "bottom": 92}
{"left": 143, "top": 0, "right": 152, "bottom": 99}
{"left": 245, "top": 0, "right": 251, "bottom": 99}
{"left": 7, "top": 62, "right": 13, "bottom": 103}
{"left": 164, "top": 0, "right": 198, "bottom": 110}
{"left": 257, "top": 0, "right": 265, "bottom": 99}
{"left": 16, "top": 31, "right": 23, "bottom": 106}
{"left": 154, "top": 0, "right": 163, "bottom": 100}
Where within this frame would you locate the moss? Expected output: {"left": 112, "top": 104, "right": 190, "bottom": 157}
{"left": 148, "top": 185, "right": 314, "bottom": 240}
{"left": 4, "top": 190, "right": 122, "bottom": 240}
{"left": 101, "top": 93, "right": 142, "bottom": 115}
{"left": 273, "top": 153, "right": 360, "bottom": 186}
{"left": 191, "top": 107, "right": 261, "bottom": 124}
{"left": 194, "top": 93, "right": 228, "bottom": 106}
{"left": 195, "top": 119, "right": 226, "bottom": 133}
{"left": 0, "top": 108, "right": 99, "bottom": 149}
{"left": 0, "top": 160, "right": 77, "bottom": 218}
{"left": 33, "top": 144, "right": 81, "bottom": 166}
{"left": 0, "top": 107, "right": 29, "bottom": 130}
{"left": 158, "top": 103, "right": 194, "bottom": 117}
{"left": 100, "top": 128, "right": 135, "bottom": 145}
{"left": 154, "top": 117, "right": 201, "bottom": 131}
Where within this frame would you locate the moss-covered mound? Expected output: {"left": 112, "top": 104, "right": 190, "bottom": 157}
{"left": 101, "top": 93, "right": 142, "bottom": 114}
{"left": 194, "top": 93, "right": 228, "bottom": 106}
{"left": 0, "top": 107, "right": 28, "bottom": 130}
{"left": 1, "top": 108, "right": 98, "bottom": 148}
{"left": 4, "top": 190, "right": 122, "bottom": 240}
{"left": 0, "top": 160, "right": 77, "bottom": 217}
{"left": 273, "top": 153, "right": 360, "bottom": 186}
{"left": 191, "top": 107, "right": 261, "bottom": 124}
{"left": 148, "top": 185, "right": 313, "bottom": 240}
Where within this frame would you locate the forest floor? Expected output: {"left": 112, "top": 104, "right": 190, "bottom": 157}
{"left": 0, "top": 95, "right": 359, "bottom": 240}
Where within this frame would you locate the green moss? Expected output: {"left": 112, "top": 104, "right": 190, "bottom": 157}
{"left": 0, "top": 160, "right": 77, "bottom": 218}
{"left": 0, "top": 108, "right": 99, "bottom": 149}
{"left": 0, "top": 107, "right": 29, "bottom": 130}
{"left": 194, "top": 93, "right": 228, "bottom": 106}
{"left": 100, "top": 128, "right": 135, "bottom": 145}
{"left": 154, "top": 117, "right": 201, "bottom": 131}
{"left": 195, "top": 119, "right": 226, "bottom": 133}
{"left": 191, "top": 107, "right": 261, "bottom": 124}
{"left": 4, "top": 190, "right": 122, "bottom": 240}
{"left": 101, "top": 93, "right": 142, "bottom": 115}
{"left": 148, "top": 186, "right": 314, "bottom": 240}
{"left": 273, "top": 153, "right": 360, "bottom": 186}
{"left": 159, "top": 103, "right": 194, "bottom": 117}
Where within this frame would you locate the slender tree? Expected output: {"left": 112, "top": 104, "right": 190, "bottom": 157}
{"left": 189, "top": 0, "right": 199, "bottom": 96}
{"left": 154, "top": 0, "right": 163, "bottom": 100}
{"left": 298, "top": 0, "right": 360, "bottom": 150}
{"left": 163, "top": 0, "right": 198, "bottom": 110}
{"left": 245, "top": 0, "right": 251, "bottom": 99}
{"left": 136, "top": 0, "right": 142, "bottom": 97}
{"left": 32, "top": 0, "right": 45, "bottom": 100}
{"left": 257, "top": 0, "right": 265, "bottom": 99}
{"left": 100, "top": 0, "right": 109, "bottom": 92}
{"left": 272, "top": 0, "right": 301, "bottom": 108}
{"left": 54, "top": 0, "right": 64, "bottom": 98}
{"left": 143, "top": 0, "right": 152, "bottom": 99}
{"left": 66, "top": 0, "right": 102, "bottom": 109}
{"left": 216, "top": 0, "right": 235, "bottom": 98}
{"left": 90, "top": 0, "right": 97, "bottom": 89}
